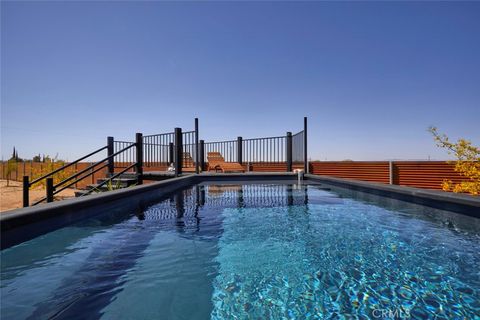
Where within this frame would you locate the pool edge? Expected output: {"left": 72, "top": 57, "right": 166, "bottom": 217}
{"left": 305, "top": 174, "right": 480, "bottom": 218}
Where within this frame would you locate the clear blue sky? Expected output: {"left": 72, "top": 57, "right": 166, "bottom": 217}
{"left": 1, "top": 1, "right": 479, "bottom": 161}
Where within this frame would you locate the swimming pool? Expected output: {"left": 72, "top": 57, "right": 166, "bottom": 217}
{"left": 1, "top": 181, "right": 479, "bottom": 319}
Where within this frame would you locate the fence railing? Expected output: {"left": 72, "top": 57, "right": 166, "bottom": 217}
{"left": 292, "top": 130, "right": 304, "bottom": 164}
{"left": 23, "top": 139, "right": 139, "bottom": 207}
{"left": 18, "top": 117, "right": 307, "bottom": 207}
{"left": 142, "top": 132, "right": 174, "bottom": 168}
{"left": 200, "top": 117, "right": 307, "bottom": 171}
{"left": 243, "top": 136, "right": 286, "bottom": 163}
{"left": 113, "top": 141, "right": 136, "bottom": 168}
{"left": 204, "top": 140, "right": 238, "bottom": 163}
{"left": 182, "top": 130, "right": 197, "bottom": 170}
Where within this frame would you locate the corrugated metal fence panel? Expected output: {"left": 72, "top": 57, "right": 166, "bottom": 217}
{"left": 309, "top": 161, "right": 390, "bottom": 183}
{"left": 1, "top": 160, "right": 469, "bottom": 191}
{"left": 309, "top": 161, "right": 468, "bottom": 190}
{"left": 394, "top": 161, "right": 463, "bottom": 190}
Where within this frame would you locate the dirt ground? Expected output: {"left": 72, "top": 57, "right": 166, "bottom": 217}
{"left": 0, "top": 179, "right": 76, "bottom": 212}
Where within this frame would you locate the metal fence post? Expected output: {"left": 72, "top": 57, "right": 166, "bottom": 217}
{"left": 107, "top": 136, "right": 114, "bottom": 176}
{"left": 46, "top": 177, "right": 54, "bottom": 203}
{"left": 237, "top": 136, "right": 243, "bottom": 165}
{"left": 389, "top": 161, "right": 395, "bottom": 185}
{"left": 174, "top": 128, "right": 183, "bottom": 176}
{"left": 136, "top": 133, "right": 143, "bottom": 185}
{"left": 23, "top": 176, "right": 29, "bottom": 207}
{"left": 199, "top": 140, "right": 205, "bottom": 171}
{"left": 195, "top": 118, "right": 199, "bottom": 174}
{"left": 304, "top": 116, "right": 308, "bottom": 173}
{"left": 286, "top": 132, "right": 292, "bottom": 172}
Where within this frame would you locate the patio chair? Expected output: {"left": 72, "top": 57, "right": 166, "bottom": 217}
{"left": 182, "top": 152, "right": 196, "bottom": 172}
{"left": 207, "top": 152, "right": 245, "bottom": 173}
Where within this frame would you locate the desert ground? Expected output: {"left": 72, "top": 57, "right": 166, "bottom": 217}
{"left": 0, "top": 179, "right": 75, "bottom": 212}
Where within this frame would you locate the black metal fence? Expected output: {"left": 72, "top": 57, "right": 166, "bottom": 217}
{"left": 23, "top": 137, "right": 139, "bottom": 207}
{"left": 243, "top": 136, "right": 286, "bottom": 163}
{"left": 292, "top": 130, "right": 304, "bottom": 164}
{"left": 200, "top": 117, "right": 307, "bottom": 169}
{"left": 22, "top": 117, "right": 308, "bottom": 206}
{"left": 112, "top": 121, "right": 199, "bottom": 174}
{"left": 204, "top": 140, "right": 238, "bottom": 162}
{"left": 142, "top": 132, "right": 174, "bottom": 168}
{"left": 113, "top": 140, "right": 136, "bottom": 168}
{"left": 182, "top": 130, "right": 197, "bottom": 170}
{"left": 202, "top": 136, "right": 287, "bottom": 164}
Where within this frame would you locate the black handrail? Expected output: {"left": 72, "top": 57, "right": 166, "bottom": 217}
{"left": 53, "top": 143, "right": 135, "bottom": 189}
{"left": 54, "top": 163, "right": 108, "bottom": 195}
{"left": 81, "top": 163, "right": 137, "bottom": 197}
{"left": 32, "top": 163, "right": 109, "bottom": 206}
{"left": 29, "top": 146, "right": 107, "bottom": 186}
{"left": 204, "top": 139, "right": 237, "bottom": 144}
{"left": 23, "top": 120, "right": 207, "bottom": 207}
{"left": 143, "top": 132, "right": 174, "bottom": 138}
{"left": 243, "top": 135, "right": 285, "bottom": 141}
{"left": 30, "top": 143, "right": 136, "bottom": 206}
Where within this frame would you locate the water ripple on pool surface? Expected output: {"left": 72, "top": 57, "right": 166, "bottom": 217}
{"left": 211, "top": 199, "right": 480, "bottom": 319}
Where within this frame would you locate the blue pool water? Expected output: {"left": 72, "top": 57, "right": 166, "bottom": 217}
{"left": 1, "top": 182, "right": 479, "bottom": 319}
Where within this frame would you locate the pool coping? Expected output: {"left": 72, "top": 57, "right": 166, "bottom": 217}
{"left": 305, "top": 174, "right": 480, "bottom": 217}
{"left": 1, "top": 172, "right": 479, "bottom": 249}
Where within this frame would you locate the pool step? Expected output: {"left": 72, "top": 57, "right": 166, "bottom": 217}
{"left": 74, "top": 175, "right": 138, "bottom": 197}
{"left": 95, "top": 177, "right": 138, "bottom": 188}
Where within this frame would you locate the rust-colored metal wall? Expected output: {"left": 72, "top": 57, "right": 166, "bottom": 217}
{"left": 2, "top": 160, "right": 469, "bottom": 192}
{"left": 309, "top": 161, "right": 390, "bottom": 184}
{"left": 394, "top": 161, "right": 464, "bottom": 190}
{"left": 309, "top": 161, "right": 467, "bottom": 190}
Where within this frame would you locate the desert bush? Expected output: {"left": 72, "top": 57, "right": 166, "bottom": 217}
{"left": 429, "top": 127, "right": 480, "bottom": 195}
{"left": 3, "top": 159, "right": 18, "bottom": 186}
